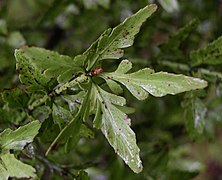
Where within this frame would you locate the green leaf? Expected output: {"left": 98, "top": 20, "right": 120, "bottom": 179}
{"left": 105, "top": 78, "right": 123, "bottom": 95}
{"left": 76, "top": 170, "right": 90, "bottom": 180}
{"left": 100, "top": 60, "right": 208, "bottom": 100}
{"left": 46, "top": 88, "right": 92, "bottom": 155}
{"left": 159, "top": 19, "right": 199, "bottom": 53}
{"left": 84, "top": 4, "right": 157, "bottom": 70}
{"left": 0, "top": 153, "right": 36, "bottom": 179}
{"left": 14, "top": 47, "right": 83, "bottom": 91}
{"left": 93, "top": 84, "right": 143, "bottom": 173}
{"left": 65, "top": 124, "right": 95, "bottom": 152}
{"left": 32, "top": 105, "right": 51, "bottom": 121}
{"left": 190, "top": 36, "right": 222, "bottom": 66}
{"left": 0, "top": 121, "right": 41, "bottom": 151}
{"left": 183, "top": 93, "right": 207, "bottom": 139}
{"left": 52, "top": 103, "right": 73, "bottom": 129}
{"left": 2, "top": 88, "right": 29, "bottom": 109}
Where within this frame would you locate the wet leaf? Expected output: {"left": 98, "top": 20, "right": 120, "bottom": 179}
{"left": 84, "top": 4, "right": 157, "bottom": 70}
{"left": 0, "top": 120, "right": 41, "bottom": 151}
{"left": 100, "top": 60, "right": 208, "bottom": 100}
{"left": 93, "top": 84, "right": 143, "bottom": 173}
{"left": 0, "top": 153, "right": 36, "bottom": 179}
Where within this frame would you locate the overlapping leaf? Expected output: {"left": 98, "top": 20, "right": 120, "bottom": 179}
{"left": 92, "top": 84, "right": 142, "bottom": 173}
{"left": 84, "top": 4, "right": 157, "bottom": 70}
{"left": 100, "top": 60, "right": 208, "bottom": 100}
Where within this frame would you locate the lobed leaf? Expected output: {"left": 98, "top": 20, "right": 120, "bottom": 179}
{"left": 84, "top": 4, "right": 157, "bottom": 70}
{"left": 0, "top": 153, "right": 36, "bottom": 179}
{"left": 93, "top": 84, "right": 143, "bottom": 173}
{"left": 100, "top": 60, "right": 208, "bottom": 100}
{"left": 0, "top": 121, "right": 41, "bottom": 151}
{"left": 14, "top": 47, "right": 84, "bottom": 92}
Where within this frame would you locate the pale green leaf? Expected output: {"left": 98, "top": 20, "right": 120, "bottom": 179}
{"left": 93, "top": 85, "right": 143, "bottom": 173}
{"left": 106, "top": 78, "right": 123, "bottom": 95}
{"left": 85, "top": 4, "right": 157, "bottom": 70}
{"left": 0, "top": 121, "right": 41, "bottom": 151}
{"left": 115, "top": 59, "right": 132, "bottom": 74}
{"left": 190, "top": 36, "right": 222, "bottom": 66}
{"left": 0, "top": 153, "right": 36, "bottom": 179}
{"left": 100, "top": 60, "right": 207, "bottom": 100}
{"left": 14, "top": 47, "right": 84, "bottom": 91}
{"left": 7, "top": 31, "right": 26, "bottom": 48}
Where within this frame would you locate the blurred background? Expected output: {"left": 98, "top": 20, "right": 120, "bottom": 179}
{"left": 0, "top": 0, "right": 222, "bottom": 179}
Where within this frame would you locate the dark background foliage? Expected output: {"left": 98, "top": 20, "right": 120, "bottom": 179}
{"left": 0, "top": 0, "right": 222, "bottom": 179}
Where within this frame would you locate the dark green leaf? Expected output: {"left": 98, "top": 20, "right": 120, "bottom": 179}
{"left": 2, "top": 88, "right": 29, "bottom": 109}
{"left": 159, "top": 19, "right": 199, "bottom": 52}
{"left": 190, "top": 36, "right": 222, "bottom": 66}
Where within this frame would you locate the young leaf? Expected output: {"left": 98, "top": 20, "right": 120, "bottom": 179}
{"left": 84, "top": 4, "right": 157, "bottom": 70}
{"left": 0, "top": 121, "right": 41, "bottom": 151}
{"left": 100, "top": 60, "right": 208, "bottom": 100}
{"left": 93, "top": 84, "right": 143, "bottom": 173}
{"left": 190, "top": 36, "right": 222, "bottom": 66}
{"left": 0, "top": 153, "right": 36, "bottom": 179}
